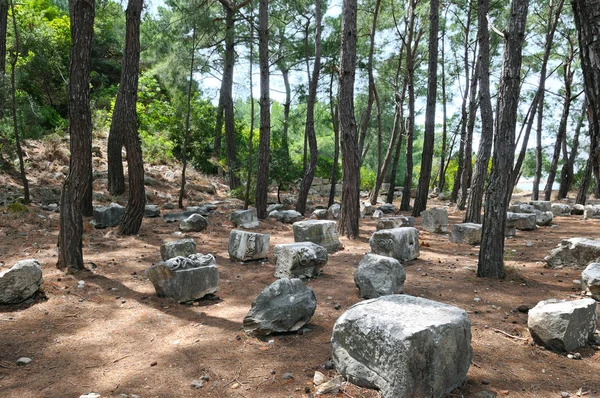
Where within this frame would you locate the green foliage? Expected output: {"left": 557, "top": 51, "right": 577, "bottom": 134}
{"left": 360, "top": 167, "right": 376, "bottom": 191}
{"left": 7, "top": 201, "right": 29, "bottom": 214}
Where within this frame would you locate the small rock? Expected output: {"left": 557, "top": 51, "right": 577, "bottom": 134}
{"left": 16, "top": 357, "right": 32, "bottom": 366}
{"left": 191, "top": 380, "right": 204, "bottom": 389}
{"left": 526, "top": 241, "right": 533, "bottom": 247}
{"left": 315, "top": 375, "right": 344, "bottom": 395}
{"left": 474, "top": 297, "right": 481, "bottom": 302}
{"left": 561, "top": 392, "right": 570, "bottom": 398}
{"left": 201, "top": 375, "right": 210, "bottom": 381}
{"left": 481, "top": 379, "right": 489, "bottom": 385}
{"left": 567, "top": 354, "right": 574, "bottom": 359}
{"left": 313, "top": 371, "right": 327, "bottom": 386}
{"left": 517, "top": 305, "right": 530, "bottom": 313}
{"left": 282, "top": 372, "right": 293, "bottom": 380}
{"left": 150, "top": 361, "right": 158, "bottom": 367}
{"left": 475, "top": 391, "right": 497, "bottom": 398}
{"left": 79, "top": 394, "right": 102, "bottom": 398}
{"left": 573, "top": 352, "right": 582, "bottom": 360}
{"left": 324, "top": 359, "right": 334, "bottom": 370}
{"left": 334, "top": 303, "right": 341, "bottom": 310}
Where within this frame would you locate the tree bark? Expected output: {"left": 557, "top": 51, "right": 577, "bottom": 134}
{"left": 464, "top": 0, "right": 494, "bottom": 224}
{"left": 57, "top": 0, "right": 95, "bottom": 272}
{"left": 337, "top": 0, "right": 359, "bottom": 238}
{"left": 572, "top": 0, "right": 600, "bottom": 204}
{"left": 328, "top": 67, "right": 340, "bottom": 208}
{"left": 117, "top": 0, "right": 145, "bottom": 235}
{"left": 0, "top": 0, "right": 6, "bottom": 77}
{"left": 478, "top": 0, "right": 529, "bottom": 279}
{"left": 557, "top": 100, "right": 586, "bottom": 199}
{"left": 438, "top": 9, "right": 448, "bottom": 193}
{"left": 244, "top": 5, "right": 255, "bottom": 210}
{"left": 296, "top": 0, "right": 322, "bottom": 215}
{"left": 255, "top": 0, "right": 270, "bottom": 219}
{"left": 412, "top": 0, "right": 439, "bottom": 217}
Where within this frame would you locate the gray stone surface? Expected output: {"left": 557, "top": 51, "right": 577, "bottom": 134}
{"left": 582, "top": 263, "right": 600, "bottom": 300}
{"left": 332, "top": 295, "right": 472, "bottom": 398}
{"left": 372, "top": 210, "right": 384, "bottom": 219}
{"left": 536, "top": 211, "right": 554, "bottom": 226}
{"left": 509, "top": 203, "right": 537, "bottom": 214}
{"left": 293, "top": 220, "right": 341, "bottom": 253}
{"left": 144, "top": 205, "right": 161, "bottom": 218}
{"left": 354, "top": 254, "right": 406, "bottom": 299}
{"left": 327, "top": 204, "right": 341, "bottom": 220}
{"left": 552, "top": 203, "right": 572, "bottom": 216}
{"left": 269, "top": 210, "right": 303, "bottom": 224}
{"left": 228, "top": 230, "right": 270, "bottom": 262}
{"left": 528, "top": 299, "right": 597, "bottom": 352}
{"left": 360, "top": 202, "right": 375, "bottom": 217}
{"left": 180, "top": 214, "right": 208, "bottom": 232}
{"left": 146, "top": 254, "right": 219, "bottom": 303}
{"left": 584, "top": 205, "right": 600, "bottom": 220}
{"left": 370, "top": 227, "right": 420, "bottom": 262}
{"left": 506, "top": 212, "right": 537, "bottom": 231}
{"left": 311, "top": 209, "right": 328, "bottom": 220}
{"left": 421, "top": 207, "right": 448, "bottom": 233}
{"left": 92, "top": 203, "right": 125, "bottom": 228}
{"left": 163, "top": 206, "right": 212, "bottom": 223}
{"left": 529, "top": 201, "right": 552, "bottom": 212}
{"left": 243, "top": 278, "right": 317, "bottom": 335}
{"left": 231, "top": 209, "right": 259, "bottom": 229}
{"left": 571, "top": 204, "right": 585, "bottom": 215}
{"left": 376, "top": 216, "right": 414, "bottom": 231}
{"left": 160, "top": 239, "right": 196, "bottom": 261}
{"left": 273, "top": 242, "right": 328, "bottom": 279}
{"left": 378, "top": 203, "right": 395, "bottom": 215}
{"left": 0, "top": 259, "right": 43, "bottom": 304}
{"left": 267, "top": 203, "right": 284, "bottom": 213}
{"left": 451, "top": 223, "right": 482, "bottom": 245}
{"left": 545, "top": 238, "right": 600, "bottom": 268}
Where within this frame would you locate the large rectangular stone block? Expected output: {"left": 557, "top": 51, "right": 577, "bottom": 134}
{"left": 370, "top": 227, "right": 420, "bottom": 261}
{"left": 228, "top": 230, "right": 270, "bottom": 262}
{"left": 293, "top": 220, "right": 341, "bottom": 253}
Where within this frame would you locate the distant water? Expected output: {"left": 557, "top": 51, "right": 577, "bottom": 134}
{"left": 514, "top": 179, "right": 560, "bottom": 192}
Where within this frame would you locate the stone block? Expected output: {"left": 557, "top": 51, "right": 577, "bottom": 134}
{"left": 376, "top": 216, "right": 414, "bottom": 231}
{"left": 506, "top": 212, "right": 537, "bottom": 231}
{"left": 230, "top": 209, "right": 259, "bottom": 229}
{"left": 421, "top": 207, "right": 448, "bottom": 233}
{"left": 269, "top": 210, "right": 303, "bottom": 224}
{"left": 180, "top": 213, "right": 208, "bottom": 232}
{"left": 328, "top": 204, "right": 340, "bottom": 220}
{"left": 545, "top": 238, "right": 600, "bottom": 268}
{"left": 551, "top": 203, "right": 571, "bottom": 216}
{"left": 273, "top": 242, "right": 328, "bottom": 279}
{"left": 451, "top": 223, "right": 482, "bottom": 245}
{"left": 528, "top": 201, "right": 552, "bottom": 212}
{"left": 144, "top": 205, "right": 161, "bottom": 218}
{"left": 370, "top": 227, "right": 420, "bottom": 262}
{"left": 228, "top": 230, "right": 270, "bottom": 262}
{"left": 354, "top": 254, "right": 406, "bottom": 299}
{"left": 584, "top": 205, "right": 600, "bottom": 220}
{"left": 92, "top": 203, "right": 125, "bottom": 228}
{"left": 582, "top": 263, "right": 600, "bottom": 300}
{"left": 161, "top": 239, "right": 196, "bottom": 261}
{"left": 293, "top": 220, "right": 341, "bottom": 253}
{"left": 0, "top": 259, "right": 43, "bottom": 304}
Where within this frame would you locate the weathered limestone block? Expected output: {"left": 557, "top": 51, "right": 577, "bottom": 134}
{"left": 509, "top": 203, "right": 537, "bottom": 213}
{"left": 230, "top": 209, "right": 259, "bottom": 229}
{"left": 267, "top": 203, "right": 284, "bottom": 213}
{"left": 545, "top": 238, "right": 600, "bottom": 268}
{"left": 528, "top": 299, "right": 597, "bottom": 352}
{"left": 421, "top": 207, "right": 448, "bottom": 233}
{"left": 180, "top": 214, "right": 208, "bottom": 232}
{"left": 571, "top": 204, "right": 585, "bottom": 215}
{"left": 354, "top": 254, "right": 406, "bottom": 298}
{"left": 269, "top": 210, "right": 303, "bottom": 224}
{"left": 160, "top": 239, "right": 196, "bottom": 261}
{"left": 451, "top": 223, "right": 482, "bottom": 245}
{"left": 146, "top": 254, "right": 219, "bottom": 303}
{"left": 328, "top": 204, "right": 340, "bottom": 220}
{"left": 228, "top": 230, "right": 270, "bottom": 262}
{"left": 0, "top": 259, "right": 43, "bottom": 304}
{"left": 144, "top": 205, "right": 161, "bottom": 218}
{"left": 163, "top": 206, "right": 212, "bottom": 223}
{"left": 243, "top": 278, "right": 317, "bottom": 335}
{"left": 536, "top": 211, "right": 554, "bottom": 226}
{"left": 332, "top": 295, "right": 472, "bottom": 398}
{"left": 360, "top": 202, "right": 375, "bottom": 217}
{"left": 529, "top": 201, "right": 552, "bottom": 212}
{"left": 376, "top": 216, "right": 414, "bottom": 231}
{"left": 582, "top": 263, "right": 600, "bottom": 300}
{"left": 369, "top": 227, "right": 420, "bottom": 262}
{"left": 311, "top": 209, "right": 328, "bottom": 220}
{"left": 551, "top": 203, "right": 572, "bottom": 216}
{"left": 506, "top": 212, "right": 537, "bottom": 231}
{"left": 92, "top": 203, "right": 125, "bottom": 228}
{"left": 293, "top": 220, "right": 341, "bottom": 253}
{"left": 378, "top": 203, "right": 395, "bottom": 215}
{"left": 273, "top": 242, "right": 328, "bottom": 279}
{"left": 583, "top": 205, "right": 600, "bottom": 220}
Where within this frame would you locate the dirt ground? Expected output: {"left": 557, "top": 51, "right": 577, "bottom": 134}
{"left": 0, "top": 143, "right": 599, "bottom": 398}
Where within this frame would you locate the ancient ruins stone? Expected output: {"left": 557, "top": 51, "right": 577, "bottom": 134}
{"left": 328, "top": 204, "right": 340, "bottom": 220}
{"left": 332, "top": 295, "right": 472, "bottom": 398}
{"left": 161, "top": 239, "right": 196, "bottom": 261}
{"left": 0, "top": 259, "right": 43, "bottom": 304}
{"left": 273, "top": 242, "right": 328, "bottom": 279}
{"left": 230, "top": 209, "right": 259, "bottom": 229}
{"left": 293, "top": 220, "right": 341, "bottom": 253}
{"left": 267, "top": 203, "right": 284, "bottom": 213}
{"left": 370, "top": 227, "right": 420, "bottom": 262}
{"left": 163, "top": 206, "right": 212, "bottom": 223}
{"left": 536, "top": 211, "right": 554, "bottom": 226}
{"left": 269, "top": 210, "right": 303, "bottom": 224}
{"left": 376, "top": 216, "right": 414, "bottom": 231}
{"left": 583, "top": 205, "right": 600, "bottom": 220}
{"left": 243, "top": 278, "right": 317, "bottom": 335}
{"left": 545, "top": 238, "right": 600, "bottom": 268}
{"left": 354, "top": 254, "right": 406, "bottom": 299}
{"left": 146, "top": 254, "right": 219, "bottom": 303}
{"left": 372, "top": 210, "right": 384, "bottom": 218}
{"left": 420, "top": 207, "right": 448, "bottom": 233}
{"left": 582, "top": 263, "right": 600, "bottom": 300}
{"left": 92, "top": 203, "right": 125, "bottom": 228}
{"left": 378, "top": 203, "right": 395, "bottom": 214}
{"left": 144, "top": 205, "right": 161, "bottom": 218}
{"left": 451, "top": 223, "right": 482, "bottom": 245}
{"left": 228, "top": 230, "right": 270, "bottom": 262}
{"left": 528, "top": 299, "right": 597, "bottom": 352}
{"left": 311, "top": 209, "right": 328, "bottom": 220}
{"left": 360, "top": 202, "right": 375, "bottom": 217}
{"left": 571, "top": 204, "right": 585, "bottom": 215}
{"left": 509, "top": 203, "right": 537, "bottom": 214}
{"left": 180, "top": 214, "right": 208, "bottom": 232}
{"left": 551, "top": 203, "right": 571, "bottom": 216}
{"left": 529, "top": 201, "right": 552, "bottom": 212}
{"left": 506, "top": 212, "right": 537, "bottom": 231}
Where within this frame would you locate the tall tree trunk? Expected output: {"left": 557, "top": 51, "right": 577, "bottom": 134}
{"left": 244, "top": 5, "right": 255, "bottom": 210}
{"left": 412, "top": 0, "right": 438, "bottom": 217}
{"left": 0, "top": 0, "right": 6, "bottom": 77}
{"left": 255, "top": 0, "right": 270, "bottom": 219}
{"left": 328, "top": 67, "right": 340, "bottom": 208}
{"left": 557, "top": 100, "right": 586, "bottom": 199}
{"left": 438, "top": 11, "right": 448, "bottom": 193}
{"left": 8, "top": 0, "right": 29, "bottom": 204}
{"left": 478, "top": 0, "right": 529, "bottom": 279}
{"left": 338, "top": 0, "right": 359, "bottom": 238}
{"left": 179, "top": 19, "right": 197, "bottom": 209}
{"left": 509, "top": 92, "right": 539, "bottom": 198}
{"left": 576, "top": 153, "right": 593, "bottom": 205}
{"left": 279, "top": 64, "right": 291, "bottom": 165}
{"left": 296, "top": 0, "right": 322, "bottom": 215}
{"left": 572, "top": 0, "right": 600, "bottom": 204}
{"left": 464, "top": 0, "right": 494, "bottom": 223}
{"left": 387, "top": 119, "right": 405, "bottom": 205}
{"left": 223, "top": 5, "right": 238, "bottom": 189}
{"left": 118, "top": 0, "right": 145, "bottom": 235}
{"left": 57, "top": 0, "right": 95, "bottom": 272}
